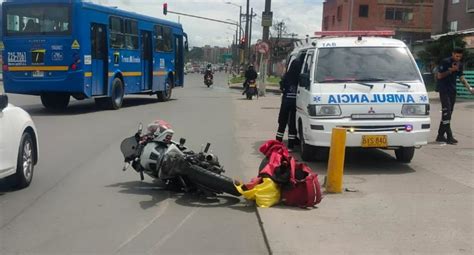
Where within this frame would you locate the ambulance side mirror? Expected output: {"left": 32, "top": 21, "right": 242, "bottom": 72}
{"left": 299, "top": 73, "right": 310, "bottom": 89}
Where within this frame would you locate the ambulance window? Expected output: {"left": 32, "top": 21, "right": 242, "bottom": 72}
{"left": 314, "top": 47, "right": 421, "bottom": 82}
{"left": 302, "top": 51, "right": 314, "bottom": 75}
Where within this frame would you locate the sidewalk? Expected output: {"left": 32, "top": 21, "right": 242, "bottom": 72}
{"left": 232, "top": 93, "right": 474, "bottom": 254}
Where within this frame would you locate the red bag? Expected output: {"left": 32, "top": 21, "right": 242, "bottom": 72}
{"left": 281, "top": 158, "right": 323, "bottom": 208}
{"left": 256, "top": 140, "right": 323, "bottom": 208}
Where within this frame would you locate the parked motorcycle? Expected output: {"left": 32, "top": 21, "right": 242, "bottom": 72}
{"left": 245, "top": 80, "right": 258, "bottom": 100}
{"left": 120, "top": 120, "right": 240, "bottom": 197}
{"left": 204, "top": 74, "right": 213, "bottom": 87}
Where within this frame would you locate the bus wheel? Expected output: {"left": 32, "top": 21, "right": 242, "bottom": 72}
{"left": 157, "top": 78, "right": 173, "bottom": 102}
{"left": 40, "top": 93, "right": 70, "bottom": 110}
{"left": 106, "top": 78, "right": 124, "bottom": 110}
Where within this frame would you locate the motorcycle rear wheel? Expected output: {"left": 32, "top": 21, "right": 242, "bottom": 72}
{"left": 185, "top": 165, "right": 241, "bottom": 197}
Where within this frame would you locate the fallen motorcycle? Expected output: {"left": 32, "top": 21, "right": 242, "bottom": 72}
{"left": 120, "top": 120, "right": 240, "bottom": 197}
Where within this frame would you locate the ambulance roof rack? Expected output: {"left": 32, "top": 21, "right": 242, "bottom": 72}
{"left": 314, "top": 30, "right": 395, "bottom": 38}
{"left": 293, "top": 35, "right": 319, "bottom": 48}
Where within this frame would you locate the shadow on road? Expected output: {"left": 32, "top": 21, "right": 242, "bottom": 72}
{"left": 174, "top": 193, "right": 249, "bottom": 212}
{"left": 106, "top": 180, "right": 170, "bottom": 210}
{"left": 0, "top": 179, "right": 24, "bottom": 193}
{"left": 23, "top": 97, "right": 176, "bottom": 116}
{"left": 251, "top": 140, "right": 415, "bottom": 176}
{"left": 106, "top": 180, "right": 247, "bottom": 212}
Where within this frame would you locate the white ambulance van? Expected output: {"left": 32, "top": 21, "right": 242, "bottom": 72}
{"left": 292, "top": 31, "right": 430, "bottom": 163}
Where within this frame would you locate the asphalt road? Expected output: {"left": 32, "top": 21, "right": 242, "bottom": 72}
{"left": 0, "top": 73, "right": 269, "bottom": 254}
{"left": 1, "top": 73, "right": 473, "bottom": 254}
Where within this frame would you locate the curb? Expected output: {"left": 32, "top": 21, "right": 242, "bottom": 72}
{"left": 228, "top": 83, "right": 282, "bottom": 94}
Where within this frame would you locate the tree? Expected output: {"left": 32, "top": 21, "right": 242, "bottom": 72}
{"left": 271, "top": 20, "right": 287, "bottom": 39}
{"left": 418, "top": 35, "right": 473, "bottom": 73}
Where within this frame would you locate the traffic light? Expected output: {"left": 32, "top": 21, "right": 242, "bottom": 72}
{"left": 163, "top": 3, "right": 168, "bottom": 15}
{"left": 239, "top": 37, "right": 246, "bottom": 49}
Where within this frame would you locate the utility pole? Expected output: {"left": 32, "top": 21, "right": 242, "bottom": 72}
{"left": 238, "top": 6, "right": 242, "bottom": 45}
{"left": 259, "top": 0, "right": 272, "bottom": 97}
{"left": 248, "top": 8, "right": 253, "bottom": 63}
{"left": 244, "top": 0, "right": 250, "bottom": 65}
{"left": 262, "top": 0, "right": 272, "bottom": 41}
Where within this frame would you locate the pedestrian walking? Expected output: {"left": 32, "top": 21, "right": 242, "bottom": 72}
{"left": 436, "top": 48, "right": 474, "bottom": 144}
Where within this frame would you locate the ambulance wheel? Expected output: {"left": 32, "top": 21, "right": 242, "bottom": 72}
{"left": 299, "top": 123, "right": 316, "bottom": 161}
{"left": 395, "top": 147, "right": 415, "bottom": 163}
{"left": 314, "top": 147, "right": 329, "bottom": 162}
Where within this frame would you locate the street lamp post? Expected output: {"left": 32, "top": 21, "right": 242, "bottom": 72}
{"left": 225, "top": 2, "right": 242, "bottom": 47}
{"left": 226, "top": 2, "right": 244, "bottom": 67}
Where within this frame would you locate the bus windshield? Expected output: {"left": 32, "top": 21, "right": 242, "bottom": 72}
{"left": 315, "top": 47, "right": 422, "bottom": 83}
{"left": 4, "top": 5, "right": 71, "bottom": 36}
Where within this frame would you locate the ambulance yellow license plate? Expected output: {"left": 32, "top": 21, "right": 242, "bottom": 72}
{"left": 361, "top": 135, "right": 388, "bottom": 148}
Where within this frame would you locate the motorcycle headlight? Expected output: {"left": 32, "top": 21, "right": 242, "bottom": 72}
{"left": 401, "top": 104, "right": 430, "bottom": 116}
{"left": 308, "top": 104, "right": 342, "bottom": 117}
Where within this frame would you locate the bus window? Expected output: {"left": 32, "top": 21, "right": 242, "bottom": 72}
{"left": 124, "top": 19, "right": 138, "bottom": 50}
{"left": 154, "top": 25, "right": 173, "bottom": 52}
{"left": 5, "top": 5, "right": 70, "bottom": 35}
{"left": 109, "top": 16, "right": 124, "bottom": 49}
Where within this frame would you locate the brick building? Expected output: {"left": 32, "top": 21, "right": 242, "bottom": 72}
{"left": 322, "top": 0, "right": 433, "bottom": 43}
{"left": 432, "top": 0, "right": 474, "bottom": 34}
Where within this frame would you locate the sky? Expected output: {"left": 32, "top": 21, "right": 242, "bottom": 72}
{"left": 91, "top": 0, "right": 324, "bottom": 47}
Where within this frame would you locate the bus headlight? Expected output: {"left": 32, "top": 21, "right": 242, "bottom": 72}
{"left": 308, "top": 104, "right": 342, "bottom": 117}
{"left": 401, "top": 104, "right": 430, "bottom": 116}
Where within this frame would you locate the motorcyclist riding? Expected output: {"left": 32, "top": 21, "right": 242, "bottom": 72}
{"left": 204, "top": 64, "right": 214, "bottom": 81}
{"left": 242, "top": 64, "right": 258, "bottom": 95}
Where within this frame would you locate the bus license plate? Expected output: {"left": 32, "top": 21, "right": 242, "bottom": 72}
{"left": 32, "top": 71, "right": 44, "bottom": 78}
{"left": 361, "top": 135, "right": 388, "bottom": 148}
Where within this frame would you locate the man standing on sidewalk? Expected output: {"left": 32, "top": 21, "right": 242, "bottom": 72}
{"left": 436, "top": 48, "right": 474, "bottom": 144}
{"left": 276, "top": 54, "right": 304, "bottom": 149}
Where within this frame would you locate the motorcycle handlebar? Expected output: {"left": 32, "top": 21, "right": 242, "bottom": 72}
{"left": 204, "top": 143, "right": 211, "bottom": 153}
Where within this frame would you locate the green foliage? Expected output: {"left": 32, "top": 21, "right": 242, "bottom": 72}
{"left": 230, "top": 76, "right": 245, "bottom": 84}
{"left": 418, "top": 35, "right": 473, "bottom": 70}
{"left": 266, "top": 76, "right": 281, "bottom": 84}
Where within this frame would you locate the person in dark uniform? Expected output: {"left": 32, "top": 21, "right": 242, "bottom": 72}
{"left": 242, "top": 64, "right": 258, "bottom": 95}
{"left": 276, "top": 54, "right": 304, "bottom": 149}
{"left": 436, "top": 48, "right": 474, "bottom": 144}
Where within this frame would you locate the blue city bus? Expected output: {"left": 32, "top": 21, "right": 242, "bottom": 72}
{"left": 2, "top": 0, "right": 187, "bottom": 110}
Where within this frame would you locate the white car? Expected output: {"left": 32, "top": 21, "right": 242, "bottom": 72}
{"left": 0, "top": 94, "right": 39, "bottom": 188}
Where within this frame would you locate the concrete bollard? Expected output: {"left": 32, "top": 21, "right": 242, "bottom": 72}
{"left": 326, "top": 127, "right": 347, "bottom": 193}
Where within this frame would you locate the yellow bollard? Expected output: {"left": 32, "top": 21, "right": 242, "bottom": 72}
{"left": 326, "top": 128, "right": 347, "bottom": 193}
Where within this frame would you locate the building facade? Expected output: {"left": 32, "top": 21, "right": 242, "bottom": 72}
{"left": 432, "top": 0, "right": 474, "bottom": 34}
{"left": 322, "top": 0, "right": 433, "bottom": 43}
